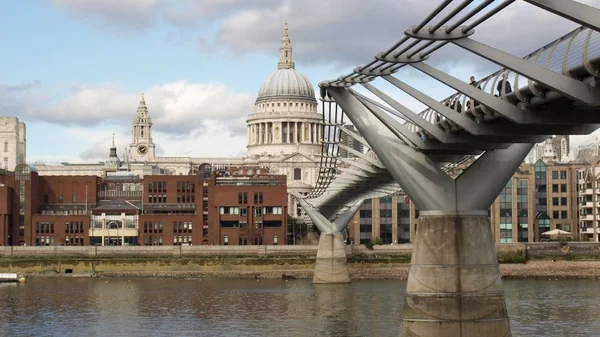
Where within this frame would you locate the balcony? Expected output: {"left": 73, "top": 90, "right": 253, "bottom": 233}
{"left": 90, "top": 228, "right": 139, "bottom": 237}
{"left": 143, "top": 203, "right": 195, "bottom": 211}
{"left": 97, "top": 191, "right": 142, "bottom": 199}
{"left": 38, "top": 203, "right": 94, "bottom": 215}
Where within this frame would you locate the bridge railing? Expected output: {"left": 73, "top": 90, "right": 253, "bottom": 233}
{"left": 320, "top": 0, "right": 600, "bottom": 138}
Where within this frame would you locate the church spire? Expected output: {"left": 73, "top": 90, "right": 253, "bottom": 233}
{"left": 137, "top": 92, "right": 149, "bottom": 117}
{"left": 278, "top": 21, "right": 294, "bottom": 69}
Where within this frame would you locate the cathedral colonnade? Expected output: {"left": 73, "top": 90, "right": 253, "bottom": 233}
{"left": 247, "top": 120, "right": 322, "bottom": 145}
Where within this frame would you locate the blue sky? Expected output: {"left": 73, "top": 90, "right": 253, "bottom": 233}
{"left": 0, "top": 0, "right": 598, "bottom": 163}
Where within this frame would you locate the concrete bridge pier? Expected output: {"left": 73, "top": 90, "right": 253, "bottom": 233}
{"left": 328, "top": 87, "right": 536, "bottom": 336}
{"left": 295, "top": 196, "right": 363, "bottom": 284}
{"left": 400, "top": 213, "right": 511, "bottom": 336}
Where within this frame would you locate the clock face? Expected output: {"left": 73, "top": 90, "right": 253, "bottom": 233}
{"left": 137, "top": 145, "right": 148, "bottom": 155}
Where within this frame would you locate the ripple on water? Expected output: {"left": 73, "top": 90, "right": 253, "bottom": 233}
{"left": 0, "top": 278, "right": 598, "bottom": 336}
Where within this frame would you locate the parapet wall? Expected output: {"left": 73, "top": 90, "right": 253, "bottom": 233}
{"left": 1, "top": 242, "right": 599, "bottom": 260}
{"left": 0, "top": 244, "right": 409, "bottom": 258}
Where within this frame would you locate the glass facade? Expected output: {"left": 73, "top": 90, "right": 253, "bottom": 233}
{"left": 397, "top": 194, "right": 410, "bottom": 243}
{"left": 379, "top": 196, "right": 392, "bottom": 244}
{"left": 499, "top": 179, "right": 513, "bottom": 243}
{"left": 517, "top": 179, "right": 529, "bottom": 242}
{"left": 359, "top": 199, "right": 372, "bottom": 244}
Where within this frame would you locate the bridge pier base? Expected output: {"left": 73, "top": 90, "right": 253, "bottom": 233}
{"left": 400, "top": 214, "right": 511, "bottom": 337}
{"left": 313, "top": 233, "right": 351, "bottom": 284}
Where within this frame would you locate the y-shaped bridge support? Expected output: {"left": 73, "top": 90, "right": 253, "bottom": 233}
{"left": 296, "top": 196, "right": 364, "bottom": 284}
{"left": 330, "top": 87, "right": 530, "bottom": 337}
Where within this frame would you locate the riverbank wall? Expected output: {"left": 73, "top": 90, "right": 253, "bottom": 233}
{"left": 1, "top": 242, "right": 600, "bottom": 278}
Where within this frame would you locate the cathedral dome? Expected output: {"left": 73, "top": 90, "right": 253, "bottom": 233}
{"left": 255, "top": 22, "right": 316, "bottom": 104}
{"left": 257, "top": 68, "right": 315, "bottom": 102}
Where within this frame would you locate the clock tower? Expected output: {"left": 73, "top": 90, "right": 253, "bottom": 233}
{"left": 129, "top": 93, "right": 156, "bottom": 162}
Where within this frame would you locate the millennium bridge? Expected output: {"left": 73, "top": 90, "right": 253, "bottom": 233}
{"left": 294, "top": 1, "right": 600, "bottom": 336}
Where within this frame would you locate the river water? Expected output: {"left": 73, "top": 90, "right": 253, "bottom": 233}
{"left": 0, "top": 278, "right": 598, "bottom": 337}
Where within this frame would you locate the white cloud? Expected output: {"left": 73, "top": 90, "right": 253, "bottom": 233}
{"left": 1, "top": 80, "right": 254, "bottom": 162}
{"left": 51, "top": 0, "right": 164, "bottom": 31}
{"left": 74, "top": 122, "right": 247, "bottom": 162}
{"left": 1, "top": 80, "right": 254, "bottom": 136}
{"left": 49, "top": 0, "right": 600, "bottom": 70}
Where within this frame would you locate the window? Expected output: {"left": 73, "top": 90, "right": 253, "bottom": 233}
{"left": 552, "top": 184, "right": 559, "bottom": 193}
{"left": 243, "top": 192, "right": 248, "bottom": 204}
{"left": 552, "top": 171, "right": 559, "bottom": 179}
{"left": 259, "top": 192, "right": 263, "bottom": 204}
{"left": 294, "top": 168, "right": 301, "bottom": 180}
{"left": 560, "top": 171, "right": 567, "bottom": 179}
{"left": 3, "top": 141, "right": 7, "bottom": 152}
{"left": 561, "top": 211, "right": 568, "bottom": 219}
{"left": 219, "top": 206, "right": 239, "bottom": 215}
{"left": 553, "top": 211, "right": 559, "bottom": 219}
{"left": 561, "top": 197, "right": 567, "bottom": 206}
{"left": 240, "top": 207, "right": 247, "bottom": 216}
{"left": 238, "top": 192, "right": 243, "bottom": 204}
{"left": 263, "top": 206, "right": 282, "bottom": 215}
{"left": 223, "top": 235, "right": 229, "bottom": 245}
{"left": 561, "top": 184, "right": 567, "bottom": 193}
{"left": 273, "top": 235, "right": 278, "bottom": 245}
{"left": 552, "top": 198, "right": 559, "bottom": 206}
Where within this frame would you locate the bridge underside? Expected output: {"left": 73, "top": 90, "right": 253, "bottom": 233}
{"left": 298, "top": 0, "right": 600, "bottom": 335}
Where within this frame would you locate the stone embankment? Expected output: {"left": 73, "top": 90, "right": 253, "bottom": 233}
{"left": 3, "top": 242, "right": 600, "bottom": 280}
{"left": 19, "top": 261, "right": 600, "bottom": 280}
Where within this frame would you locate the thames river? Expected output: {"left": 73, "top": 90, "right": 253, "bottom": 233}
{"left": 0, "top": 278, "right": 598, "bottom": 337}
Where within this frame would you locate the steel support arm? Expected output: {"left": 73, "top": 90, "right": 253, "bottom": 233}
{"left": 340, "top": 125, "right": 369, "bottom": 147}
{"left": 332, "top": 200, "right": 364, "bottom": 233}
{"left": 524, "top": 0, "right": 600, "bottom": 32}
{"left": 357, "top": 97, "right": 423, "bottom": 147}
{"left": 452, "top": 38, "right": 600, "bottom": 105}
{"left": 329, "top": 87, "right": 457, "bottom": 211}
{"left": 455, "top": 143, "right": 535, "bottom": 211}
{"left": 359, "top": 84, "right": 456, "bottom": 142}
{"left": 295, "top": 196, "right": 334, "bottom": 233}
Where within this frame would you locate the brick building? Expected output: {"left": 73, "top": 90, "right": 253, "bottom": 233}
{"left": 0, "top": 164, "right": 287, "bottom": 246}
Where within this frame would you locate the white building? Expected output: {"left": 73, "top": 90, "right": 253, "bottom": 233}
{"left": 525, "top": 135, "right": 571, "bottom": 164}
{"left": 31, "top": 23, "right": 322, "bottom": 221}
{"left": 0, "top": 117, "right": 26, "bottom": 171}
{"left": 578, "top": 158, "right": 600, "bottom": 241}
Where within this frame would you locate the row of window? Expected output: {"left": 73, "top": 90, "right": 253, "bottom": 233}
{"left": 148, "top": 181, "right": 167, "bottom": 193}
{"left": 173, "top": 235, "right": 192, "bottom": 245}
{"left": 176, "top": 181, "right": 195, "bottom": 193}
{"left": 35, "top": 236, "right": 55, "bottom": 245}
{"left": 222, "top": 235, "right": 279, "bottom": 245}
{"left": 177, "top": 194, "right": 195, "bottom": 203}
{"left": 143, "top": 221, "right": 163, "bottom": 233}
{"left": 220, "top": 220, "right": 281, "bottom": 228}
{"left": 260, "top": 102, "right": 313, "bottom": 109}
{"left": 65, "top": 222, "right": 84, "bottom": 234}
{"left": 173, "top": 221, "right": 193, "bottom": 233}
{"left": 40, "top": 210, "right": 90, "bottom": 216}
{"left": 148, "top": 195, "right": 167, "bottom": 203}
{"left": 36, "top": 222, "right": 54, "bottom": 234}
{"left": 219, "top": 206, "right": 283, "bottom": 215}
{"left": 65, "top": 236, "right": 84, "bottom": 246}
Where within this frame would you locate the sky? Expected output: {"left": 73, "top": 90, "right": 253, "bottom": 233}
{"left": 1, "top": 0, "right": 599, "bottom": 164}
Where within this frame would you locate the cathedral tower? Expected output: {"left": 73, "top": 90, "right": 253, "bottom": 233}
{"left": 129, "top": 93, "right": 155, "bottom": 162}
